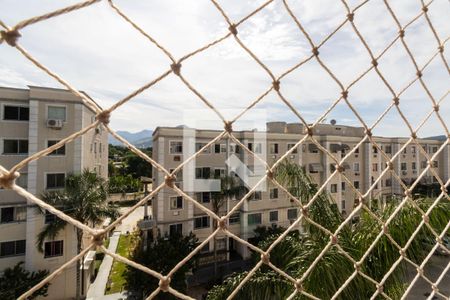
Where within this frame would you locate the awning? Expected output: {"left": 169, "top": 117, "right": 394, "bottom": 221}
{"left": 309, "top": 163, "right": 324, "bottom": 172}
{"left": 308, "top": 143, "right": 319, "bottom": 152}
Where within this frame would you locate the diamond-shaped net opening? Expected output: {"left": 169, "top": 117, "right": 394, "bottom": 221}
{"left": 0, "top": 0, "right": 448, "bottom": 299}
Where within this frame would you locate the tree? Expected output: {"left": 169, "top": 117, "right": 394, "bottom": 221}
{"left": 211, "top": 175, "right": 247, "bottom": 276}
{"left": 37, "top": 169, "right": 119, "bottom": 300}
{"left": 207, "top": 162, "right": 450, "bottom": 299}
{"left": 125, "top": 232, "right": 198, "bottom": 299}
{"left": 0, "top": 262, "right": 49, "bottom": 300}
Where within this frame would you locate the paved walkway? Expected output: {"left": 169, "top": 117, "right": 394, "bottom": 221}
{"left": 86, "top": 231, "right": 121, "bottom": 299}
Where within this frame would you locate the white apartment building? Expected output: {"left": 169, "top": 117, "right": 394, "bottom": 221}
{"left": 152, "top": 122, "right": 449, "bottom": 260}
{"left": 0, "top": 86, "right": 108, "bottom": 299}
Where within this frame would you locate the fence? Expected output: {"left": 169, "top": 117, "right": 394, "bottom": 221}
{"left": 0, "top": 0, "right": 449, "bottom": 299}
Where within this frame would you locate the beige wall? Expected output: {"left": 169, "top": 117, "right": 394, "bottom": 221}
{"left": 0, "top": 86, "right": 107, "bottom": 299}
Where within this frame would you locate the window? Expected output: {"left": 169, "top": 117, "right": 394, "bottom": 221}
{"left": 371, "top": 176, "right": 378, "bottom": 189}
{"left": 47, "top": 106, "right": 66, "bottom": 121}
{"left": 250, "top": 191, "right": 262, "bottom": 201}
{"left": 287, "top": 143, "right": 298, "bottom": 153}
{"left": 372, "top": 146, "right": 378, "bottom": 154}
{"left": 248, "top": 143, "right": 262, "bottom": 154}
{"left": 195, "top": 167, "right": 211, "bottom": 179}
{"left": 200, "top": 243, "right": 210, "bottom": 253}
{"left": 403, "top": 147, "right": 407, "bottom": 154}
{"left": 45, "top": 210, "right": 58, "bottom": 224}
{"left": 214, "top": 168, "right": 225, "bottom": 178}
{"left": 3, "top": 139, "right": 28, "bottom": 154}
{"left": 196, "top": 192, "right": 211, "bottom": 203}
{"left": 432, "top": 161, "right": 438, "bottom": 168}
{"left": 0, "top": 207, "right": 14, "bottom": 223}
{"left": 385, "top": 145, "right": 392, "bottom": 154}
{"left": 0, "top": 240, "right": 26, "bottom": 257}
{"left": 229, "top": 212, "right": 240, "bottom": 224}
{"left": 412, "top": 162, "right": 416, "bottom": 170}
{"left": 269, "top": 143, "right": 279, "bottom": 154}
{"left": 214, "top": 144, "right": 226, "bottom": 153}
{"left": 411, "top": 146, "right": 416, "bottom": 154}
{"left": 354, "top": 147, "right": 359, "bottom": 154}
{"left": 3, "top": 105, "right": 29, "bottom": 121}
{"left": 194, "top": 216, "right": 210, "bottom": 229}
{"left": 170, "top": 196, "right": 183, "bottom": 210}
{"left": 46, "top": 173, "right": 65, "bottom": 189}
{"left": 230, "top": 144, "right": 240, "bottom": 153}
{"left": 1, "top": 206, "right": 26, "bottom": 223}
{"left": 432, "top": 147, "right": 438, "bottom": 153}
{"left": 385, "top": 179, "right": 392, "bottom": 187}
{"left": 354, "top": 163, "right": 360, "bottom": 172}
{"left": 341, "top": 182, "right": 346, "bottom": 191}
{"left": 169, "top": 223, "right": 182, "bottom": 236}
{"left": 372, "top": 163, "right": 378, "bottom": 172}
{"left": 341, "top": 200, "right": 346, "bottom": 209}
{"left": 47, "top": 140, "right": 66, "bottom": 155}
{"left": 269, "top": 211, "right": 278, "bottom": 222}
{"left": 331, "top": 184, "right": 337, "bottom": 193}
{"left": 169, "top": 141, "right": 183, "bottom": 154}
{"left": 44, "top": 240, "right": 64, "bottom": 258}
{"left": 421, "top": 161, "right": 427, "bottom": 168}
{"left": 16, "top": 173, "right": 27, "bottom": 188}
{"left": 354, "top": 181, "right": 360, "bottom": 189}
{"left": 287, "top": 209, "right": 298, "bottom": 220}
{"left": 401, "top": 163, "right": 407, "bottom": 171}
{"left": 269, "top": 188, "right": 278, "bottom": 199}
{"left": 248, "top": 213, "right": 262, "bottom": 225}
{"left": 195, "top": 143, "right": 210, "bottom": 154}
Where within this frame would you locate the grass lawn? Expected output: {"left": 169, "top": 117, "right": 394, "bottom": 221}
{"left": 105, "top": 234, "right": 135, "bottom": 294}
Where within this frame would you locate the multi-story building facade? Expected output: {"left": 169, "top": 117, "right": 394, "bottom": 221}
{"left": 0, "top": 86, "right": 108, "bottom": 299}
{"left": 152, "top": 122, "right": 449, "bottom": 260}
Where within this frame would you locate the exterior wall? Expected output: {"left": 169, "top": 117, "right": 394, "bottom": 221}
{"left": 152, "top": 124, "right": 447, "bottom": 260}
{"left": 0, "top": 86, "right": 106, "bottom": 299}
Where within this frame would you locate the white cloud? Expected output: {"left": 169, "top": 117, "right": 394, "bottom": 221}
{"left": 0, "top": 0, "right": 447, "bottom": 137}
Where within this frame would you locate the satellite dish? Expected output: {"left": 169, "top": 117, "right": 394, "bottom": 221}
{"left": 330, "top": 119, "right": 337, "bottom": 125}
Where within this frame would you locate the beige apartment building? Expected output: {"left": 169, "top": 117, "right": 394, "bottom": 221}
{"left": 0, "top": 86, "right": 108, "bottom": 299}
{"left": 152, "top": 122, "right": 449, "bottom": 260}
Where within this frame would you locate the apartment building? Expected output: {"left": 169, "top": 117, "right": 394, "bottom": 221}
{"left": 0, "top": 86, "right": 108, "bottom": 299}
{"left": 152, "top": 122, "right": 449, "bottom": 260}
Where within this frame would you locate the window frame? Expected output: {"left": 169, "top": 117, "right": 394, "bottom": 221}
{"left": 45, "top": 173, "right": 66, "bottom": 190}
{"left": 46, "top": 105, "right": 67, "bottom": 121}
{"left": 2, "top": 139, "right": 29, "bottom": 155}
{"left": 0, "top": 240, "right": 26, "bottom": 257}
{"left": 169, "top": 196, "right": 183, "bottom": 210}
{"left": 2, "top": 104, "right": 29, "bottom": 121}
{"left": 287, "top": 208, "right": 298, "bottom": 220}
{"left": 44, "top": 240, "right": 64, "bottom": 258}
{"left": 194, "top": 216, "right": 210, "bottom": 230}
{"left": 269, "top": 210, "right": 278, "bottom": 222}
{"left": 247, "top": 213, "right": 262, "bottom": 226}
{"left": 47, "top": 140, "right": 66, "bottom": 156}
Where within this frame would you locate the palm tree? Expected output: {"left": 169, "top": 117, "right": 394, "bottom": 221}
{"left": 37, "top": 169, "right": 119, "bottom": 300}
{"left": 211, "top": 175, "right": 247, "bottom": 277}
{"left": 207, "top": 162, "right": 449, "bottom": 299}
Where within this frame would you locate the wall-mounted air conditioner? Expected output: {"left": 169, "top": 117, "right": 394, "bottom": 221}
{"left": 46, "top": 119, "right": 63, "bottom": 129}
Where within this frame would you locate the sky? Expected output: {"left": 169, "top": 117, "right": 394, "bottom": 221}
{"left": 0, "top": 0, "right": 448, "bottom": 137}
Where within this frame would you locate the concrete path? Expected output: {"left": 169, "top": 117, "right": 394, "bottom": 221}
{"left": 86, "top": 231, "right": 121, "bottom": 299}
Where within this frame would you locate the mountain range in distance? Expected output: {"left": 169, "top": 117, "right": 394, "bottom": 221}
{"left": 109, "top": 129, "right": 153, "bottom": 148}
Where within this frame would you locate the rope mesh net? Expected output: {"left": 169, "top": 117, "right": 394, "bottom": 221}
{"left": 0, "top": 0, "right": 449, "bottom": 299}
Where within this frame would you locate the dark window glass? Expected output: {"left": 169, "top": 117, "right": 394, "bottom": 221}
{"left": 3, "top": 106, "right": 29, "bottom": 121}
{"left": 44, "top": 240, "right": 63, "bottom": 258}
{"left": 15, "top": 240, "right": 26, "bottom": 255}
{"left": 48, "top": 140, "right": 66, "bottom": 155}
{"left": 0, "top": 241, "right": 15, "bottom": 257}
{"left": 46, "top": 174, "right": 65, "bottom": 189}
{"left": 169, "top": 224, "right": 182, "bottom": 236}
{"left": 1, "top": 207, "right": 14, "bottom": 223}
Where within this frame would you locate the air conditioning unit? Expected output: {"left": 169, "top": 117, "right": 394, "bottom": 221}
{"left": 173, "top": 155, "right": 181, "bottom": 162}
{"left": 46, "top": 119, "right": 63, "bottom": 129}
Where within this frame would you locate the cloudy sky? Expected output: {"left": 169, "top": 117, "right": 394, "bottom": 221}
{"left": 0, "top": 0, "right": 448, "bottom": 137}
